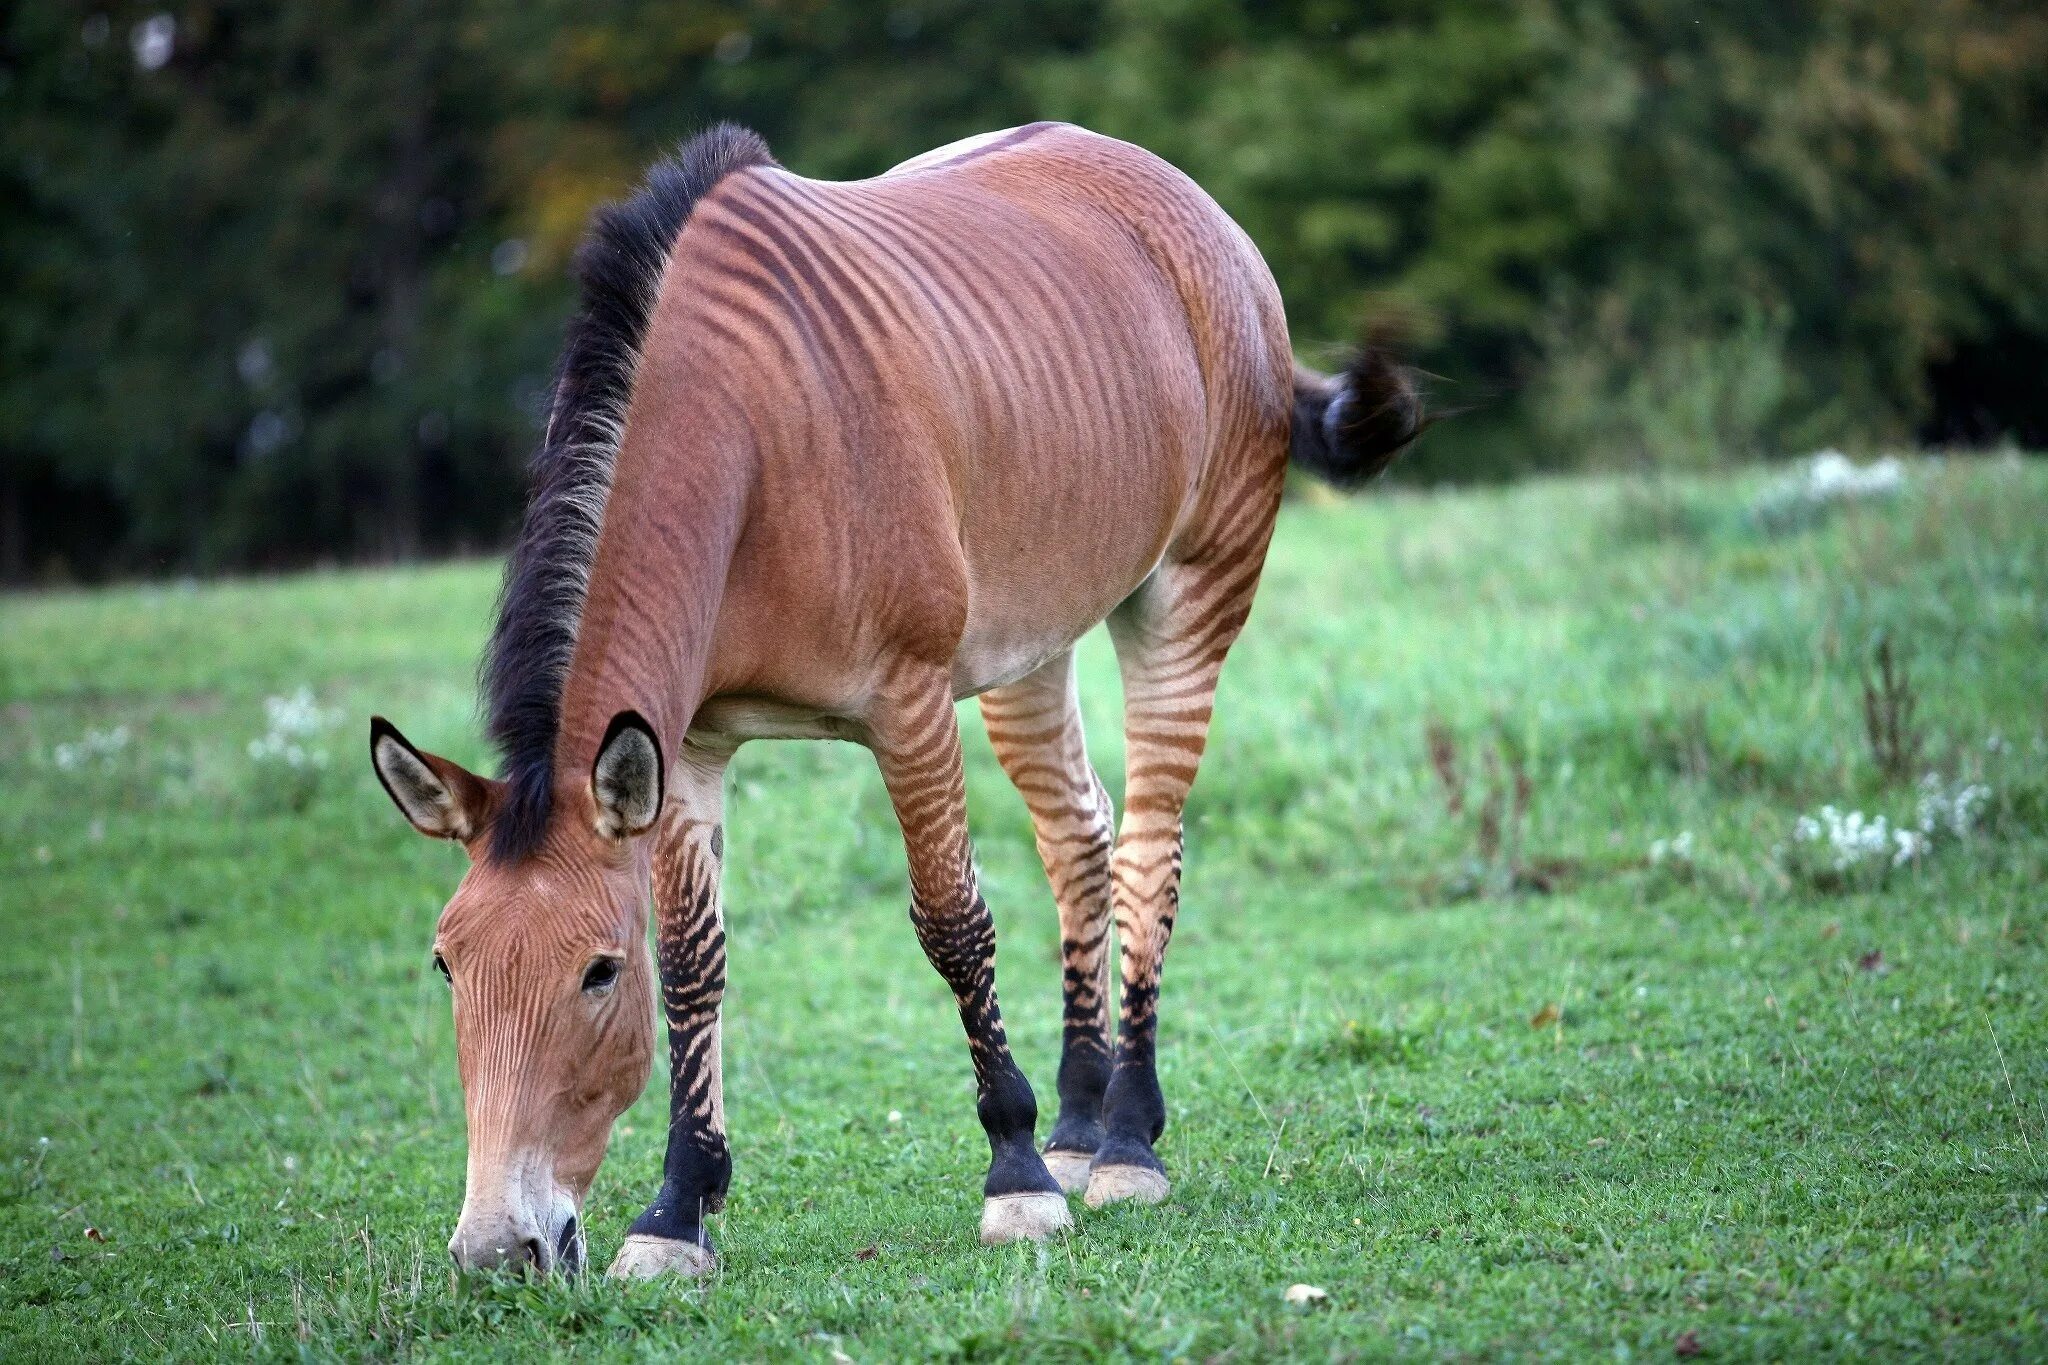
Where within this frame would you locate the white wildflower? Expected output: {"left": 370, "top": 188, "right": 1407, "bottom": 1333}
{"left": 1891, "top": 828, "right": 1926, "bottom": 866}
{"left": 1800, "top": 450, "right": 1905, "bottom": 501}
{"left": 1790, "top": 805, "right": 1894, "bottom": 873}
{"left": 1752, "top": 451, "right": 1907, "bottom": 526}
{"left": 262, "top": 687, "right": 335, "bottom": 740}
{"left": 1648, "top": 830, "right": 1695, "bottom": 866}
{"left": 130, "top": 13, "right": 175, "bottom": 72}
{"left": 53, "top": 725, "right": 131, "bottom": 771}
{"left": 248, "top": 730, "right": 329, "bottom": 770}
{"left": 247, "top": 688, "right": 336, "bottom": 794}
{"left": 1788, "top": 775, "right": 1995, "bottom": 887}
{"left": 1916, "top": 774, "right": 1991, "bottom": 839}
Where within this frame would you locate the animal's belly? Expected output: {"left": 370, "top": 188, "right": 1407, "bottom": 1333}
{"left": 946, "top": 439, "right": 1189, "bottom": 698}
{"left": 948, "top": 546, "right": 1164, "bottom": 698}
{"left": 689, "top": 696, "right": 867, "bottom": 745}
{"left": 948, "top": 624, "right": 1096, "bottom": 699}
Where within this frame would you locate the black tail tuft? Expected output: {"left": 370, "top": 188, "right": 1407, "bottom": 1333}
{"left": 1289, "top": 345, "right": 1426, "bottom": 487}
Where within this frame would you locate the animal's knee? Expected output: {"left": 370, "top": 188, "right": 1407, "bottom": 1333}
{"left": 909, "top": 890, "right": 996, "bottom": 991}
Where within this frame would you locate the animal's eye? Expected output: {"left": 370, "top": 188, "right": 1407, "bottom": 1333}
{"left": 581, "top": 958, "right": 621, "bottom": 995}
{"left": 432, "top": 954, "right": 451, "bottom": 985}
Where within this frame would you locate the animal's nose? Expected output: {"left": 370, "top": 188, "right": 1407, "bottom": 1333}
{"left": 448, "top": 1222, "right": 549, "bottom": 1275}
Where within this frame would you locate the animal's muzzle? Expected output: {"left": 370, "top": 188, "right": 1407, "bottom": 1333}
{"left": 447, "top": 1211, "right": 582, "bottom": 1277}
{"left": 448, "top": 1220, "right": 547, "bottom": 1275}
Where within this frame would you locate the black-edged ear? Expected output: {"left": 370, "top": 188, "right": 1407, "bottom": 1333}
{"left": 369, "top": 717, "right": 498, "bottom": 843}
{"left": 590, "top": 710, "right": 664, "bottom": 841}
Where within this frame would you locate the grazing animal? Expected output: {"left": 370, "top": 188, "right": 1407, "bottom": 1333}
{"left": 369, "top": 121, "right": 1421, "bottom": 1278}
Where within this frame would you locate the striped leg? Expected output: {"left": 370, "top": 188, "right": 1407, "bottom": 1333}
{"left": 872, "top": 670, "right": 1070, "bottom": 1244}
{"left": 1087, "top": 560, "right": 1252, "bottom": 1208}
{"left": 610, "top": 745, "right": 732, "bottom": 1280}
{"left": 978, "top": 651, "right": 1116, "bottom": 1195}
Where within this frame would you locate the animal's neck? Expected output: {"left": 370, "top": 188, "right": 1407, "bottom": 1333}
{"left": 553, "top": 400, "right": 753, "bottom": 787}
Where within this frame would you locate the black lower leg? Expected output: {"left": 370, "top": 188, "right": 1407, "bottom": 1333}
{"left": 630, "top": 1055, "right": 737, "bottom": 1252}
{"left": 628, "top": 836, "right": 730, "bottom": 1248}
{"left": 628, "top": 1023, "right": 730, "bottom": 1247}
{"left": 1096, "top": 991, "right": 1168, "bottom": 1173}
{"left": 912, "top": 890, "right": 1060, "bottom": 1198}
{"left": 1045, "top": 777, "right": 1115, "bottom": 1157}
{"left": 1046, "top": 1002, "right": 1112, "bottom": 1156}
{"left": 1096, "top": 829, "right": 1180, "bottom": 1174}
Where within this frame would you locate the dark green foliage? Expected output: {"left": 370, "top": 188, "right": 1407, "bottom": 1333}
{"left": 4, "top": 1, "right": 2045, "bottom": 579}
{"left": 3, "top": 1, "right": 570, "bottom": 578}
{"left": 1034, "top": 0, "right": 2048, "bottom": 479}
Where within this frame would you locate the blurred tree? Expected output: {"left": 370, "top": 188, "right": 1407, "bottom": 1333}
{"left": 3, "top": 0, "right": 555, "bottom": 577}
{"left": 1523, "top": 0, "right": 2048, "bottom": 469}
{"left": 1031, "top": 0, "right": 2048, "bottom": 477}
{"left": 1029, "top": 0, "right": 1625, "bottom": 476}
{"left": 2, "top": 0, "right": 2043, "bottom": 579}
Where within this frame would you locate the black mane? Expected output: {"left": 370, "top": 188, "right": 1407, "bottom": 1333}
{"left": 481, "top": 123, "right": 775, "bottom": 862}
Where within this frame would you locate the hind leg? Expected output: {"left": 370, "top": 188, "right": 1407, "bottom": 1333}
{"left": 1087, "top": 547, "right": 1267, "bottom": 1208}
{"left": 979, "top": 651, "right": 1116, "bottom": 1194}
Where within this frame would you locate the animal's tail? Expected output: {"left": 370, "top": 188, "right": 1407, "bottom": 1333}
{"left": 1288, "top": 345, "right": 1426, "bottom": 486}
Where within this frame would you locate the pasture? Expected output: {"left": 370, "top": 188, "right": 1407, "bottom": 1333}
{"left": 2, "top": 460, "right": 2044, "bottom": 1359}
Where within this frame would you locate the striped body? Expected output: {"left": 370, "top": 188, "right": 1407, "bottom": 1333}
{"left": 560, "top": 122, "right": 1292, "bottom": 758}
{"left": 367, "top": 122, "right": 1421, "bottom": 1278}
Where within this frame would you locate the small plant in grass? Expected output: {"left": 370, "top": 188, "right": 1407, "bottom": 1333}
{"left": 1643, "top": 706, "right": 1715, "bottom": 783}
{"left": 1648, "top": 830, "right": 1697, "bottom": 877}
{"left": 1915, "top": 773, "right": 1992, "bottom": 841}
{"left": 246, "top": 686, "right": 336, "bottom": 812}
{"left": 1476, "top": 728, "right": 1533, "bottom": 875}
{"left": 1748, "top": 450, "right": 1905, "bottom": 534}
{"left": 1781, "top": 806, "right": 1924, "bottom": 888}
{"left": 1779, "top": 772, "right": 1995, "bottom": 891}
{"left": 51, "top": 725, "right": 132, "bottom": 772}
{"left": 1427, "top": 717, "right": 1555, "bottom": 898}
{"left": 1611, "top": 479, "right": 1723, "bottom": 546}
{"left": 46, "top": 722, "right": 152, "bottom": 809}
{"left": 1861, "top": 635, "right": 1922, "bottom": 784}
{"left": 1425, "top": 719, "right": 1464, "bottom": 816}
{"left": 1290, "top": 1016, "right": 1429, "bottom": 1069}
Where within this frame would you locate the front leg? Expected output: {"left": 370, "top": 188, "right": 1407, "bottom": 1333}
{"left": 872, "top": 671, "right": 1071, "bottom": 1245}
{"left": 609, "top": 745, "right": 733, "bottom": 1280}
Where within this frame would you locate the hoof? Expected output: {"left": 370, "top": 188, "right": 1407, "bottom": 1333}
{"left": 980, "top": 1191, "right": 1073, "bottom": 1245}
{"left": 1083, "top": 1164, "right": 1169, "bottom": 1209}
{"left": 606, "top": 1234, "right": 716, "bottom": 1281}
{"left": 1041, "top": 1149, "right": 1094, "bottom": 1195}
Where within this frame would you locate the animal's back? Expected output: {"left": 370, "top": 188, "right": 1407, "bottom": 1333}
{"left": 880, "top": 120, "right": 1296, "bottom": 468}
{"left": 648, "top": 123, "right": 1294, "bottom": 705}
{"left": 879, "top": 124, "right": 1294, "bottom": 689}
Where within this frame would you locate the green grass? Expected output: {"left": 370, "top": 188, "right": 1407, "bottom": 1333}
{"left": 3, "top": 459, "right": 2045, "bottom": 1360}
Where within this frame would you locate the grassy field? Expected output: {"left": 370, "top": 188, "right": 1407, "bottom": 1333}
{"left": 3, "top": 459, "right": 2045, "bottom": 1360}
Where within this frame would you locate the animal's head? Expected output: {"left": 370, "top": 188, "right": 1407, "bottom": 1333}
{"left": 368, "top": 712, "right": 666, "bottom": 1275}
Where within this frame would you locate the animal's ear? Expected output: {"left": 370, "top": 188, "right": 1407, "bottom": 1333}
{"left": 590, "top": 710, "right": 664, "bottom": 841}
{"left": 369, "top": 717, "right": 498, "bottom": 843}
